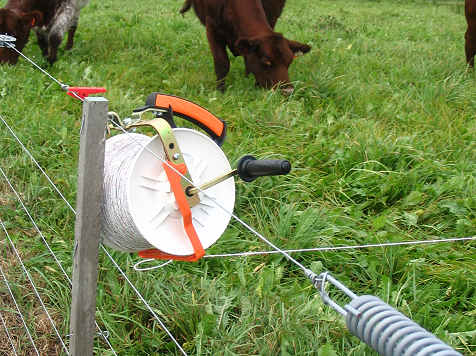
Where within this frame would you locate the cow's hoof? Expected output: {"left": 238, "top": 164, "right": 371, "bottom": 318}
{"left": 216, "top": 82, "right": 226, "bottom": 92}
{"left": 45, "top": 56, "right": 57, "bottom": 65}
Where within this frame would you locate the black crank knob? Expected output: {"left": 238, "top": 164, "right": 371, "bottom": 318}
{"left": 237, "top": 155, "right": 291, "bottom": 182}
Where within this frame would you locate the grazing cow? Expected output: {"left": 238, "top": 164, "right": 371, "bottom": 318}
{"left": 0, "top": 0, "right": 90, "bottom": 65}
{"left": 466, "top": 0, "right": 476, "bottom": 67}
{"left": 180, "top": 0, "right": 311, "bottom": 93}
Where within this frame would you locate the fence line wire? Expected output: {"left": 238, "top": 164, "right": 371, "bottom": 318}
{"left": 203, "top": 235, "right": 476, "bottom": 258}
{"left": 0, "top": 114, "right": 76, "bottom": 214}
{"left": 101, "top": 247, "right": 189, "bottom": 356}
{"left": 0, "top": 310, "right": 19, "bottom": 356}
{"left": 0, "top": 218, "right": 70, "bottom": 354}
{"left": 0, "top": 260, "right": 39, "bottom": 355}
{"left": 0, "top": 113, "right": 183, "bottom": 354}
{"left": 0, "top": 164, "right": 119, "bottom": 355}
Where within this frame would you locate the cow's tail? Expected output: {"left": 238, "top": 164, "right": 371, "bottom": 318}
{"left": 179, "top": 0, "right": 193, "bottom": 15}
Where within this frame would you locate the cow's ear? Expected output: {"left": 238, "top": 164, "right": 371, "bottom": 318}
{"left": 21, "top": 11, "right": 43, "bottom": 28}
{"left": 235, "top": 37, "right": 257, "bottom": 56}
{"left": 286, "top": 39, "right": 311, "bottom": 56}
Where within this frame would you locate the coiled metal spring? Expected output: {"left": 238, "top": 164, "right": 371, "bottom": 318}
{"left": 346, "top": 295, "right": 462, "bottom": 356}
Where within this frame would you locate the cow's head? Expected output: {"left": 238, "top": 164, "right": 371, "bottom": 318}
{"left": 0, "top": 8, "right": 42, "bottom": 65}
{"left": 235, "top": 32, "right": 311, "bottom": 94}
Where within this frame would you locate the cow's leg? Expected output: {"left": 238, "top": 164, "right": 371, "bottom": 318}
{"left": 206, "top": 26, "right": 230, "bottom": 92}
{"left": 466, "top": 30, "right": 476, "bottom": 67}
{"left": 34, "top": 30, "right": 49, "bottom": 57}
{"left": 65, "top": 10, "right": 80, "bottom": 50}
{"left": 465, "top": 0, "right": 476, "bottom": 67}
{"left": 46, "top": 5, "right": 75, "bottom": 63}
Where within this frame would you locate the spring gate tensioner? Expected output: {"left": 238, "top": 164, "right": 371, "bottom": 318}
{"left": 104, "top": 93, "right": 464, "bottom": 356}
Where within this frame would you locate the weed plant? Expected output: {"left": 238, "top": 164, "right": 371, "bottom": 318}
{"left": 1, "top": 0, "right": 476, "bottom": 355}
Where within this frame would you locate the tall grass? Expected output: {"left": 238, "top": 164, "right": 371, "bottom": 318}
{"left": 1, "top": 0, "right": 475, "bottom": 355}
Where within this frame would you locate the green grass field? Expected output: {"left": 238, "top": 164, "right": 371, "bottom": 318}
{"left": 1, "top": 0, "right": 476, "bottom": 355}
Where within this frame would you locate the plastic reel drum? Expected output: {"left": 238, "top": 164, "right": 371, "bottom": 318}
{"left": 101, "top": 128, "right": 235, "bottom": 256}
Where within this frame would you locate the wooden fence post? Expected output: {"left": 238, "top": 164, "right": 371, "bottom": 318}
{"left": 69, "top": 97, "right": 108, "bottom": 356}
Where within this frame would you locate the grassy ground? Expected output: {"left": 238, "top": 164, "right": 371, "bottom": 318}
{"left": 1, "top": 0, "right": 476, "bottom": 355}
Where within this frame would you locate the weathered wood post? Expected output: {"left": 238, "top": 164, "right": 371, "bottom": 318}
{"left": 69, "top": 97, "right": 108, "bottom": 356}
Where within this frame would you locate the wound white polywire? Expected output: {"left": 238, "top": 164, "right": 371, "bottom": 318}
{"left": 101, "top": 134, "right": 154, "bottom": 251}
{"left": 0, "top": 219, "right": 70, "bottom": 354}
{"left": 0, "top": 264, "right": 40, "bottom": 355}
{"left": 0, "top": 311, "right": 19, "bottom": 356}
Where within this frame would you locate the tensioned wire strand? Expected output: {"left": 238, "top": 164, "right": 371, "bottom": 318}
{"left": 101, "top": 247, "right": 188, "bottom": 356}
{"left": 2, "top": 111, "right": 475, "bottom": 262}
{"left": 0, "top": 114, "right": 76, "bottom": 214}
{"left": 0, "top": 119, "right": 184, "bottom": 355}
{"left": 0, "top": 263, "right": 39, "bottom": 355}
{"left": 203, "top": 236, "right": 476, "bottom": 258}
{"left": 5, "top": 43, "right": 69, "bottom": 93}
{"left": 0, "top": 218, "right": 70, "bottom": 354}
{"left": 0, "top": 166, "right": 118, "bottom": 355}
{"left": 0, "top": 310, "right": 19, "bottom": 356}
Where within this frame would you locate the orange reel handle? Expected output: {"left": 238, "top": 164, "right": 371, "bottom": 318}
{"left": 138, "top": 162, "right": 205, "bottom": 262}
{"left": 143, "top": 92, "right": 227, "bottom": 147}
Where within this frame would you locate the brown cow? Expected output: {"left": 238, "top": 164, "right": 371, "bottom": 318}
{"left": 466, "top": 0, "right": 476, "bottom": 67}
{"left": 0, "top": 0, "right": 90, "bottom": 65}
{"left": 180, "top": 0, "right": 311, "bottom": 93}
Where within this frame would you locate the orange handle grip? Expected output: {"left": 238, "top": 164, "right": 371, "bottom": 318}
{"left": 144, "top": 92, "right": 227, "bottom": 146}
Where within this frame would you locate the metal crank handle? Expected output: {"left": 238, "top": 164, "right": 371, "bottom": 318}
{"left": 186, "top": 155, "right": 291, "bottom": 195}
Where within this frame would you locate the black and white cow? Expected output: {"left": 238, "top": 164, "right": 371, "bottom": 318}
{"left": 0, "top": 0, "right": 90, "bottom": 64}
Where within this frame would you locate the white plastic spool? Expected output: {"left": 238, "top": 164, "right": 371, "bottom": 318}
{"left": 101, "top": 128, "right": 235, "bottom": 256}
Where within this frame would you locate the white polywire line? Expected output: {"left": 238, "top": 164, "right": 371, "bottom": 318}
{"left": 0, "top": 263, "right": 40, "bottom": 355}
{"left": 0, "top": 219, "right": 70, "bottom": 354}
{"left": 133, "top": 259, "right": 173, "bottom": 272}
{"left": 0, "top": 166, "right": 118, "bottom": 355}
{"left": 0, "top": 310, "right": 19, "bottom": 356}
{"left": 0, "top": 114, "right": 76, "bottom": 214}
{"left": 101, "top": 247, "right": 189, "bottom": 356}
{"left": 5, "top": 42, "right": 68, "bottom": 91}
{"left": 0, "top": 166, "right": 73, "bottom": 282}
{"left": 203, "top": 236, "right": 476, "bottom": 258}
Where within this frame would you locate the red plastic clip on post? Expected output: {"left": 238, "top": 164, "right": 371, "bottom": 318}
{"left": 67, "top": 87, "right": 107, "bottom": 100}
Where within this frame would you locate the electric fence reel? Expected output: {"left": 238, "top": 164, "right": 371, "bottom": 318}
{"left": 102, "top": 92, "right": 291, "bottom": 261}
